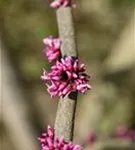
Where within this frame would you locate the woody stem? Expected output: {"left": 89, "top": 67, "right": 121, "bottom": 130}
{"left": 54, "top": 7, "right": 78, "bottom": 142}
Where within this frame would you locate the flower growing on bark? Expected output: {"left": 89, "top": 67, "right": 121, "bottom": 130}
{"left": 38, "top": 126, "right": 82, "bottom": 150}
{"left": 43, "top": 36, "right": 61, "bottom": 62}
{"left": 41, "top": 56, "right": 91, "bottom": 98}
{"left": 50, "top": 0, "right": 76, "bottom": 8}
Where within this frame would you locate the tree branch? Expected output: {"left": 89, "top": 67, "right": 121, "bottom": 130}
{"left": 56, "top": 7, "right": 77, "bottom": 57}
{"left": 54, "top": 7, "right": 78, "bottom": 142}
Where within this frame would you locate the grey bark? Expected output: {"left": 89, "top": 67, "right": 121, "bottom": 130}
{"left": 56, "top": 7, "right": 77, "bottom": 57}
{"left": 55, "top": 7, "right": 78, "bottom": 142}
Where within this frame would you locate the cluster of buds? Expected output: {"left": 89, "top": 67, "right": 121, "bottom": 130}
{"left": 50, "top": 0, "right": 76, "bottom": 9}
{"left": 41, "top": 57, "right": 91, "bottom": 97}
{"left": 43, "top": 37, "right": 61, "bottom": 62}
{"left": 42, "top": 37, "right": 91, "bottom": 98}
{"left": 38, "top": 126, "right": 82, "bottom": 150}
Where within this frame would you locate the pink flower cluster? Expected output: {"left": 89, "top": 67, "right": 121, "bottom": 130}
{"left": 38, "top": 126, "right": 82, "bottom": 150}
{"left": 50, "top": 0, "right": 75, "bottom": 8}
{"left": 43, "top": 36, "right": 61, "bottom": 62}
{"left": 41, "top": 57, "right": 91, "bottom": 97}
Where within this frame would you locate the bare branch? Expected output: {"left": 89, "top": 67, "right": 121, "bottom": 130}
{"left": 55, "top": 7, "right": 78, "bottom": 142}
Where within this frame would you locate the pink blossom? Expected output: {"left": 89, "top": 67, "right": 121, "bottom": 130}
{"left": 50, "top": 0, "right": 75, "bottom": 9}
{"left": 38, "top": 126, "right": 82, "bottom": 150}
{"left": 41, "top": 57, "right": 91, "bottom": 98}
{"left": 43, "top": 36, "right": 61, "bottom": 62}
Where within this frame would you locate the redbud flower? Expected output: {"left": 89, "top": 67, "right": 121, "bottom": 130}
{"left": 38, "top": 126, "right": 82, "bottom": 150}
{"left": 50, "top": 0, "right": 75, "bottom": 9}
{"left": 41, "top": 57, "right": 91, "bottom": 98}
{"left": 43, "top": 36, "right": 61, "bottom": 62}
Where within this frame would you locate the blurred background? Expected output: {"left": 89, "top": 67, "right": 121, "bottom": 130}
{"left": 0, "top": 0, "right": 135, "bottom": 149}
